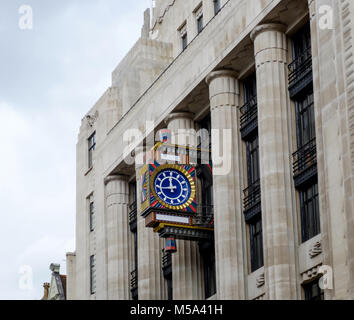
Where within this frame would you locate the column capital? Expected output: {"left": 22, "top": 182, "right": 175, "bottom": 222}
{"left": 206, "top": 69, "right": 239, "bottom": 85}
{"left": 164, "top": 112, "right": 196, "bottom": 147}
{"left": 104, "top": 174, "right": 128, "bottom": 186}
{"left": 250, "top": 23, "right": 287, "bottom": 42}
{"left": 251, "top": 23, "right": 288, "bottom": 67}
{"left": 206, "top": 69, "right": 240, "bottom": 109}
{"left": 164, "top": 112, "right": 195, "bottom": 126}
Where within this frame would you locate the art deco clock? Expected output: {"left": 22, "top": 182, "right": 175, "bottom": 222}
{"left": 151, "top": 165, "right": 195, "bottom": 210}
{"left": 140, "top": 162, "right": 197, "bottom": 218}
{"left": 139, "top": 142, "right": 214, "bottom": 244}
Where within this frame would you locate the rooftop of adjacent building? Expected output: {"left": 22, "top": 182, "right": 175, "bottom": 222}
{"left": 41, "top": 264, "right": 67, "bottom": 300}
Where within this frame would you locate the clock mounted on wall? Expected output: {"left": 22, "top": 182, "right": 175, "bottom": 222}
{"left": 151, "top": 165, "right": 195, "bottom": 210}
{"left": 138, "top": 142, "right": 214, "bottom": 244}
{"left": 140, "top": 162, "right": 197, "bottom": 218}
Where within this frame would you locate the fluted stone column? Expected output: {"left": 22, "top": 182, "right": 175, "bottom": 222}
{"left": 251, "top": 24, "right": 297, "bottom": 300}
{"left": 135, "top": 147, "right": 164, "bottom": 300}
{"left": 165, "top": 112, "right": 204, "bottom": 300}
{"left": 105, "top": 175, "right": 130, "bottom": 300}
{"left": 206, "top": 70, "right": 246, "bottom": 300}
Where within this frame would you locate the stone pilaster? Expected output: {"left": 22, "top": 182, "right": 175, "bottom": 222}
{"left": 66, "top": 252, "right": 76, "bottom": 300}
{"left": 251, "top": 23, "right": 297, "bottom": 300}
{"left": 206, "top": 70, "right": 246, "bottom": 300}
{"left": 165, "top": 112, "right": 204, "bottom": 300}
{"left": 135, "top": 147, "right": 164, "bottom": 300}
{"left": 105, "top": 175, "right": 130, "bottom": 300}
{"left": 308, "top": 0, "right": 354, "bottom": 299}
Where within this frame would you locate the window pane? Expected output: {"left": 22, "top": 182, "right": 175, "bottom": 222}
{"left": 90, "top": 255, "right": 96, "bottom": 294}
{"left": 246, "top": 135, "right": 260, "bottom": 185}
{"left": 249, "top": 215, "right": 264, "bottom": 272}
{"left": 182, "top": 34, "right": 188, "bottom": 50}
{"left": 244, "top": 73, "right": 257, "bottom": 103}
{"left": 304, "top": 280, "right": 324, "bottom": 300}
{"left": 295, "top": 92, "right": 315, "bottom": 148}
{"left": 292, "top": 22, "right": 311, "bottom": 59}
{"left": 197, "top": 15, "right": 203, "bottom": 33}
{"left": 88, "top": 132, "right": 96, "bottom": 168}
{"left": 89, "top": 202, "right": 94, "bottom": 231}
{"left": 300, "top": 182, "right": 320, "bottom": 242}
{"left": 214, "top": 0, "right": 221, "bottom": 15}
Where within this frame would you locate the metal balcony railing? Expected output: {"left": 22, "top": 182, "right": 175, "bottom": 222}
{"left": 240, "top": 96, "right": 258, "bottom": 131}
{"left": 243, "top": 180, "right": 261, "bottom": 213}
{"left": 293, "top": 138, "right": 317, "bottom": 177}
{"left": 288, "top": 47, "right": 313, "bottom": 90}
{"left": 129, "top": 201, "right": 137, "bottom": 232}
{"left": 192, "top": 205, "right": 214, "bottom": 227}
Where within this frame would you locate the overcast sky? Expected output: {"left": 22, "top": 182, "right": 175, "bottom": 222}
{"left": 0, "top": 0, "right": 150, "bottom": 300}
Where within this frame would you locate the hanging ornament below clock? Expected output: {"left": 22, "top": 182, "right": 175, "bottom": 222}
{"left": 165, "top": 237, "right": 177, "bottom": 254}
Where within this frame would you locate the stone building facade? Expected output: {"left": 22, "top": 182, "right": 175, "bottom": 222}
{"left": 66, "top": 0, "right": 354, "bottom": 300}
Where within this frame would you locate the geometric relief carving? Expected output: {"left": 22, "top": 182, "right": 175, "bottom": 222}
{"left": 86, "top": 110, "right": 99, "bottom": 127}
{"left": 256, "top": 273, "right": 265, "bottom": 288}
{"left": 301, "top": 264, "right": 322, "bottom": 283}
{"left": 309, "top": 241, "right": 322, "bottom": 259}
{"left": 254, "top": 294, "right": 265, "bottom": 300}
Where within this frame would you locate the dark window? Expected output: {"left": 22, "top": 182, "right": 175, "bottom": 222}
{"left": 129, "top": 182, "right": 138, "bottom": 232}
{"left": 243, "top": 73, "right": 257, "bottom": 104}
{"left": 200, "top": 168, "right": 213, "bottom": 210}
{"left": 129, "top": 182, "right": 138, "bottom": 300}
{"left": 289, "top": 22, "right": 313, "bottom": 98}
{"left": 243, "top": 134, "right": 261, "bottom": 214}
{"left": 199, "top": 241, "right": 217, "bottom": 299}
{"left": 292, "top": 23, "right": 311, "bottom": 60}
{"left": 197, "top": 15, "right": 203, "bottom": 34}
{"left": 246, "top": 135, "right": 260, "bottom": 186}
{"left": 182, "top": 33, "right": 188, "bottom": 51}
{"left": 300, "top": 182, "right": 320, "bottom": 242}
{"left": 240, "top": 73, "right": 258, "bottom": 138}
{"left": 90, "top": 255, "right": 95, "bottom": 295}
{"left": 88, "top": 132, "right": 96, "bottom": 168}
{"left": 249, "top": 215, "right": 264, "bottom": 272}
{"left": 292, "top": 91, "right": 317, "bottom": 184}
{"left": 291, "top": 24, "right": 320, "bottom": 241}
{"left": 89, "top": 201, "right": 94, "bottom": 232}
{"left": 199, "top": 114, "right": 212, "bottom": 151}
{"left": 204, "top": 247, "right": 216, "bottom": 299}
{"left": 295, "top": 92, "right": 316, "bottom": 148}
{"left": 214, "top": 0, "right": 221, "bottom": 15}
{"left": 197, "top": 159, "right": 214, "bottom": 222}
{"left": 133, "top": 231, "right": 138, "bottom": 270}
{"left": 293, "top": 94, "right": 316, "bottom": 181}
{"left": 243, "top": 121, "right": 263, "bottom": 272}
{"left": 303, "top": 280, "right": 324, "bottom": 300}
{"left": 198, "top": 164, "right": 216, "bottom": 299}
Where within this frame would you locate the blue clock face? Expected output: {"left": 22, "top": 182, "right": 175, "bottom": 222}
{"left": 153, "top": 169, "right": 192, "bottom": 207}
